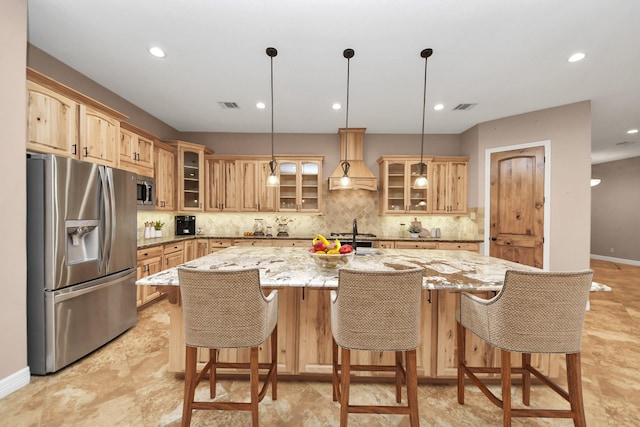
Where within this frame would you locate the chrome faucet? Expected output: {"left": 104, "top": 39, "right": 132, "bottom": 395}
{"left": 352, "top": 218, "right": 358, "bottom": 250}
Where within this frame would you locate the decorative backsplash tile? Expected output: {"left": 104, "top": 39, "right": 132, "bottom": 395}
{"left": 137, "top": 184, "right": 483, "bottom": 240}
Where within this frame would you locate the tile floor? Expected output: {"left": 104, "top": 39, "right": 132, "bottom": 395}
{"left": 1, "top": 260, "right": 638, "bottom": 426}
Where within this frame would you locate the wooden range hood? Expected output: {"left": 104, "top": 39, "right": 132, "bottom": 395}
{"left": 328, "top": 128, "right": 378, "bottom": 191}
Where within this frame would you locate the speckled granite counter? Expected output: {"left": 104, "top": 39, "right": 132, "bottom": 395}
{"left": 136, "top": 246, "right": 610, "bottom": 292}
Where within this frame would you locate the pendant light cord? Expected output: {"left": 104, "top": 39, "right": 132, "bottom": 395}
{"left": 342, "top": 49, "right": 355, "bottom": 177}
{"left": 266, "top": 47, "right": 278, "bottom": 176}
{"left": 419, "top": 48, "right": 433, "bottom": 176}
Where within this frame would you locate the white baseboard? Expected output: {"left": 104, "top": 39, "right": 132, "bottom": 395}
{"left": 590, "top": 254, "right": 640, "bottom": 267}
{"left": 0, "top": 367, "right": 30, "bottom": 400}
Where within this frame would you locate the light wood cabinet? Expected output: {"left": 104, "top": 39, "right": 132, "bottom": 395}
{"left": 119, "top": 122, "right": 154, "bottom": 177}
{"left": 430, "top": 158, "right": 468, "bottom": 214}
{"left": 154, "top": 141, "right": 176, "bottom": 211}
{"left": 163, "top": 242, "right": 184, "bottom": 268}
{"left": 26, "top": 80, "right": 78, "bottom": 157}
{"left": 205, "top": 156, "right": 238, "bottom": 212}
{"left": 26, "top": 69, "right": 127, "bottom": 166}
{"left": 196, "top": 238, "right": 209, "bottom": 258}
{"left": 237, "top": 159, "right": 277, "bottom": 212}
{"left": 277, "top": 157, "right": 323, "bottom": 212}
{"left": 396, "top": 240, "right": 437, "bottom": 249}
{"left": 377, "top": 156, "right": 431, "bottom": 215}
{"left": 208, "top": 238, "right": 233, "bottom": 253}
{"left": 184, "top": 240, "right": 196, "bottom": 262}
{"left": 166, "top": 141, "right": 209, "bottom": 212}
{"left": 78, "top": 104, "right": 120, "bottom": 167}
{"left": 232, "top": 239, "right": 273, "bottom": 247}
{"left": 136, "top": 246, "right": 163, "bottom": 307}
{"left": 438, "top": 242, "right": 479, "bottom": 251}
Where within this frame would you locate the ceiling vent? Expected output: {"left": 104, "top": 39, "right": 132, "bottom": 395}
{"left": 452, "top": 103, "right": 477, "bottom": 111}
{"left": 217, "top": 101, "right": 240, "bottom": 109}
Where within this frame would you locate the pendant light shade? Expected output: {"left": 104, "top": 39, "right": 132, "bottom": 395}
{"left": 339, "top": 48, "right": 355, "bottom": 189}
{"left": 266, "top": 47, "right": 279, "bottom": 187}
{"left": 414, "top": 48, "right": 433, "bottom": 189}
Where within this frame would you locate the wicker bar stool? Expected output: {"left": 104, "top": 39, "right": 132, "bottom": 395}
{"left": 331, "top": 267, "right": 424, "bottom": 427}
{"left": 177, "top": 267, "right": 278, "bottom": 427}
{"left": 457, "top": 269, "right": 594, "bottom": 427}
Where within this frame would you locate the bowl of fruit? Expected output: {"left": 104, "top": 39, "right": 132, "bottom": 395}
{"left": 308, "top": 234, "right": 355, "bottom": 269}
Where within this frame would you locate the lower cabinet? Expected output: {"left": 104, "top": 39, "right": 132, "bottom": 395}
{"left": 136, "top": 246, "right": 163, "bottom": 307}
{"left": 163, "top": 242, "right": 184, "bottom": 268}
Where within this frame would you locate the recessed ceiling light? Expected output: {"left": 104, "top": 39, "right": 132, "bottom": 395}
{"left": 434, "top": 104, "right": 444, "bottom": 111}
{"left": 627, "top": 129, "right": 638, "bottom": 134}
{"left": 149, "top": 46, "right": 165, "bottom": 58}
{"left": 332, "top": 103, "right": 342, "bottom": 110}
{"left": 256, "top": 102, "right": 266, "bottom": 109}
{"left": 568, "top": 52, "right": 586, "bottom": 63}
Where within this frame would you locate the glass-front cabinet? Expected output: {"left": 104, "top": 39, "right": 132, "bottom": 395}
{"left": 166, "top": 140, "right": 209, "bottom": 212}
{"left": 378, "top": 156, "right": 431, "bottom": 214}
{"left": 277, "top": 156, "right": 323, "bottom": 212}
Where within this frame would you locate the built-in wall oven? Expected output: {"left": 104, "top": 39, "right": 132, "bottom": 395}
{"left": 136, "top": 176, "right": 155, "bottom": 210}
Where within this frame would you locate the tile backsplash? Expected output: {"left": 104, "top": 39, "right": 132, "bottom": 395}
{"left": 137, "top": 186, "right": 484, "bottom": 240}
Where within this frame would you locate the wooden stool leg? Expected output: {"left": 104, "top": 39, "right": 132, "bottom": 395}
{"left": 567, "top": 352, "right": 586, "bottom": 427}
{"left": 501, "top": 349, "right": 512, "bottom": 427}
{"left": 210, "top": 349, "right": 216, "bottom": 398}
{"left": 332, "top": 338, "right": 340, "bottom": 402}
{"left": 340, "top": 347, "right": 351, "bottom": 427}
{"left": 395, "top": 351, "right": 403, "bottom": 403}
{"left": 250, "top": 346, "right": 259, "bottom": 427}
{"left": 271, "top": 324, "right": 278, "bottom": 400}
{"left": 406, "top": 349, "right": 420, "bottom": 427}
{"left": 522, "top": 353, "right": 531, "bottom": 406}
{"left": 457, "top": 321, "right": 466, "bottom": 404}
{"left": 182, "top": 346, "right": 197, "bottom": 427}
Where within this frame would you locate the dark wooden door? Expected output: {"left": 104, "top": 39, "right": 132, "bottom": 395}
{"left": 489, "top": 146, "right": 545, "bottom": 268}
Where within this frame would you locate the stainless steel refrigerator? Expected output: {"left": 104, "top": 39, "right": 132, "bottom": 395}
{"left": 26, "top": 153, "right": 138, "bottom": 374}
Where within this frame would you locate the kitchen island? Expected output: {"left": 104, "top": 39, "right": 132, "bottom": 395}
{"left": 137, "top": 246, "right": 609, "bottom": 381}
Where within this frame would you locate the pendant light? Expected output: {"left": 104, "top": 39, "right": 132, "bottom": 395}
{"left": 414, "top": 48, "right": 433, "bottom": 189}
{"left": 266, "top": 47, "right": 279, "bottom": 187}
{"left": 339, "top": 48, "right": 355, "bottom": 189}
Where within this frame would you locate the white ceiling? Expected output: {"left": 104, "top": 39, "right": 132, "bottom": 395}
{"left": 27, "top": 0, "right": 640, "bottom": 164}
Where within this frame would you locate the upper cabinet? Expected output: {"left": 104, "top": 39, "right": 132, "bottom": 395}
{"left": 378, "top": 156, "right": 431, "bottom": 215}
{"left": 378, "top": 155, "right": 468, "bottom": 215}
{"left": 154, "top": 141, "right": 176, "bottom": 211}
{"left": 238, "top": 159, "right": 277, "bottom": 212}
{"left": 205, "top": 156, "right": 238, "bottom": 212}
{"left": 26, "top": 68, "right": 127, "bottom": 166}
{"left": 277, "top": 157, "right": 323, "bottom": 212}
{"left": 165, "top": 140, "right": 211, "bottom": 212}
{"left": 26, "top": 81, "right": 78, "bottom": 157}
{"left": 119, "top": 122, "right": 155, "bottom": 177}
{"left": 430, "top": 158, "right": 468, "bottom": 214}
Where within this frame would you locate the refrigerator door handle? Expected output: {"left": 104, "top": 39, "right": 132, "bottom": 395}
{"left": 98, "top": 166, "right": 112, "bottom": 274}
{"left": 105, "top": 167, "right": 116, "bottom": 271}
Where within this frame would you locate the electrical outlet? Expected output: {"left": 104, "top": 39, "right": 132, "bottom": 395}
{"left": 469, "top": 212, "right": 476, "bottom": 220}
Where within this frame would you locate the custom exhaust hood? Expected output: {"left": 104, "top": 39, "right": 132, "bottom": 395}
{"left": 329, "top": 128, "right": 378, "bottom": 191}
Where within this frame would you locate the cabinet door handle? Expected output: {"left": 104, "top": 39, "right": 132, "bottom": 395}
{"left": 72, "top": 144, "right": 77, "bottom": 155}
{"left": 83, "top": 147, "right": 88, "bottom": 157}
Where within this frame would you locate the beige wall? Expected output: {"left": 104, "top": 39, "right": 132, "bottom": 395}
{"left": 591, "top": 156, "right": 640, "bottom": 261}
{"left": 0, "top": 0, "right": 27, "bottom": 382}
{"left": 462, "top": 101, "right": 592, "bottom": 271}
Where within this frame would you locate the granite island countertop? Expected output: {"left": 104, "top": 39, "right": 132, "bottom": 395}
{"left": 136, "top": 246, "right": 610, "bottom": 292}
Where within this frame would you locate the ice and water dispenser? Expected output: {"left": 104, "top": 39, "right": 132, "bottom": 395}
{"left": 66, "top": 219, "right": 100, "bottom": 264}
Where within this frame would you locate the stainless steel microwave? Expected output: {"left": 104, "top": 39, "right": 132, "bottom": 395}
{"left": 136, "top": 176, "right": 155, "bottom": 210}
